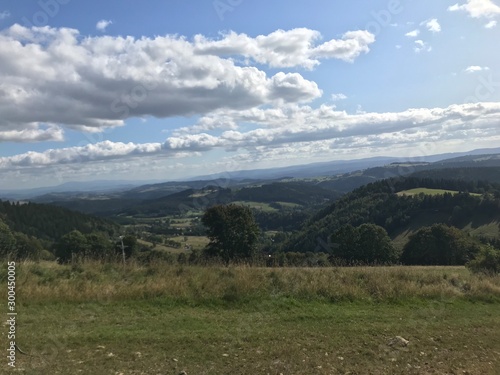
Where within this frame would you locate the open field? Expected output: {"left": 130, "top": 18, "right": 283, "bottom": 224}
{"left": 231, "top": 201, "right": 279, "bottom": 212}
{"left": 138, "top": 236, "right": 209, "bottom": 253}
{"left": 397, "top": 188, "right": 482, "bottom": 197}
{"left": 3, "top": 262, "right": 500, "bottom": 374}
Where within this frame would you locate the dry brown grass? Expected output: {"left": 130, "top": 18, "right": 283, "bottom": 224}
{"left": 6, "top": 261, "right": 500, "bottom": 304}
{"left": 3, "top": 262, "right": 500, "bottom": 374}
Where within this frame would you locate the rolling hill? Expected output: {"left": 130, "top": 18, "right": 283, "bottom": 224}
{"left": 285, "top": 177, "right": 500, "bottom": 253}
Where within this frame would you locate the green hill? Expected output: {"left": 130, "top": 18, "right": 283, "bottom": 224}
{"left": 285, "top": 177, "right": 500, "bottom": 253}
{"left": 51, "top": 181, "right": 341, "bottom": 218}
{"left": 0, "top": 200, "right": 119, "bottom": 242}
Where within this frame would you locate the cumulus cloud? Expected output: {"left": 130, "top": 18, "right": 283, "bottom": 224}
{"left": 0, "top": 125, "right": 63, "bottom": 143}
{"left": 464, "top": 65, "right": 490, "bottom": 72}
{"left": 405, "top": 29, "right": 420, "bottom": 37}
{"left": 414, "top": 40, "right": 432, "bottom": 53}
{"left": 424, "top": 19, "right": 442, "bottom": 33}
{"left": 160, "top": 102, "right": 500, "bottom": 154}
{"left": 331, "top": 93, "right": 348, "bottom": 101}
{"left": 0, "top": 140, "right": 165, "bottom": 168}
{"left": 3, "top": 102, "right": 500, "bottom": 184}
{"left": 194, "top": 29, "right": 375, "bottom": 68}
{"left": 448, "top": 0, "right": 500, "bottom": 18}
{"left": 0, "top": 25, "right": 351, "bottom": 141}
{"left": 485, "top": 19, "right": 498, "bottom": 27}
{"left": 96, "top": 19, "right": 112, "bottom": 32}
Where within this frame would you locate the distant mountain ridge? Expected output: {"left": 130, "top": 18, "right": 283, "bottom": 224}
{"left": 1, "top": 147, "right": 500, "bottom": 201}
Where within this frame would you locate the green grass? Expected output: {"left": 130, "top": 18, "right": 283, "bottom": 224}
{"left": 170, "top": 235, "right": 210, "bottom": 250}
{"left": 232, "top": 201, "right": 279, "bottom": 212}
{"left": 275, "top": 201, "right": 302, "bottom": 208}
{"left": 397, "top": 188, "right": 482, "bottom": 197}
{"left": 13, "top": 298, "right": 500, "bottom": 374}
{"left": 4, "top": 262, "right": 500, "bottom": 374}
{"left": 465, "top": 221, "right": 500, "bottom": 239}
{"left": 139, "top": 236, "right": 209, "bottom": 253}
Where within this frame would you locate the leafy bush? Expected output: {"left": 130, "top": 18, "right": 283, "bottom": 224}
{"left": 401, "top": 224, "right": 481, "bottom": 265}
{"left": 40, "top": 249, "right": 56, "bottom": 261}
{"left": 467, "top": 245, "right": 500, "bottom": 274}
{"left": 330, "top": 224, "right": 399, "bottom": 264}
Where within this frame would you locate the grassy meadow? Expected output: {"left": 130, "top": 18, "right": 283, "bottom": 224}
{"left": 396, "top": 188, "right": 482, "bottom": 197}
{"left": 2, "top": 261, "right": 500, "bottom": 374}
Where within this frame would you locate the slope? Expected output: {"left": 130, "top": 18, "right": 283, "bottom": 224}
{"left": 285, "top": 177, "right": 500, "bottom": 253}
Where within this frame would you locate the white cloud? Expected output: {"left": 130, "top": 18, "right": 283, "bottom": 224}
{"left": 464, "top": 65, "right": 490, "bottom": 72}
{"left": 2, "top": 25, "right": 364, "bottom": 141}
{"left": 331, "top": 93, "right": 348, "bottom": 101}
{"left": 448, "top": 0, "right": 500, "bottom": 18}
{"left": 0, "top": 10, "right": 10, "bottom": 20}
{"left": 0, "top": 126, "right": 63, "bottom": 142}
{"left": 424, "top": 19, "right": 442, "bottom": 33}
{"left": 405, "top": 29, "right": 420, "bottom": 37}
{"left": 161, "top": 102, "right": 500, "bottom": 154}
{"left": 194, "top": 29, "right": 376, "bottom": 68}
{"left": 414, "top": 40, "right": 432, "bottom": 53}
{"left": 0, "top": 140, "right": 165, "bottom": 168}
{"left": 485, "top": 19, "right": 498, "bottom": 27}
{"left": 3, "top": 102, "right": 500, "bottom": 184}
{"left": 96, "top": 20, "right": 112, "bottom": 32}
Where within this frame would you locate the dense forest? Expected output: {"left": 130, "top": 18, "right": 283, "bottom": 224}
{"left": 0, "top": 200, "right": 118, "bottom": 241}
{"left": 284, "top": 177, "right": 500, "bottom": 254}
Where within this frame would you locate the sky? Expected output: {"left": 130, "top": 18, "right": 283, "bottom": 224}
{"left": 1, "top": 0, "right": 500, "bottom": 189}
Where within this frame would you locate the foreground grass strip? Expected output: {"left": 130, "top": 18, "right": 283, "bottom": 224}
{"left": 6, "top": 262, "right": 500, "bottom": 304}
{"left": 11, "top": 299, "right": 500, "bottom": 374}
{"left": 2, "top": 262, "right": 500, "bottom": 374}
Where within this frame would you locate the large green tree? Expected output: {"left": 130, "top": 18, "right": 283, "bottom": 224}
{"left": 86, "top": 232, "right": 114, "bottom": 260}
{"left": 202, "top": 204, "right": 260, "bottom": 265}
{"left": 13, "top": 232, "right": 43, "bottom": 261}
{"left": 401, "top": 224, "right": 481, "bottom": 265}
{"left": 330, "top": 224, "right": 398, "bottom": 264}
{"left": 54, "top": 230, "right": 90, "bottom": 263}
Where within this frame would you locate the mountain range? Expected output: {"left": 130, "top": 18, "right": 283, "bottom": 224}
{"left": 2, "top": 146, "right": 500, "bottom": 201}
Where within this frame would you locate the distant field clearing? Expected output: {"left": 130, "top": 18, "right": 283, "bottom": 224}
{"left": 397, "top": 188, "right": 481, "bottom": 197}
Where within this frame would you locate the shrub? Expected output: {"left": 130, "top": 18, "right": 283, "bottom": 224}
{"left": 467, "top": 245, "right": 500, "bottom": 275}
{"left": 401, "top": 224, "right": 481, "bottom": 265}
{"left": 40, "top": 249, "right": 56, "bottom": 261}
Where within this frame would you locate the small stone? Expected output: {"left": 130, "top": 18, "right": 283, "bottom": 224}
{"left": 222, "top": 353, "right": 229, "bottom": 357}
{"left": 388, "top": 336, "right": 409, "bottom": 347}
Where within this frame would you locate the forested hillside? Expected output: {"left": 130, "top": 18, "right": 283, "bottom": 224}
{"left": 410, "top": 167, "right": 500, "bottom": 185}
{"left": 285, "top": 177, "right": 500, "bottom": 253}
{"left": 0, "top": 200, "right": 119, "bottom": 241}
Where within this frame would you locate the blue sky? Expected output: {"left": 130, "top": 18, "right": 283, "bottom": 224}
{"left": 1, "top": 0, "right": 500, "bottom": 189}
